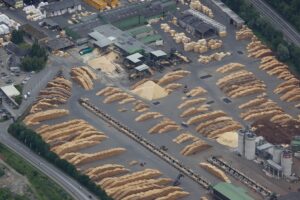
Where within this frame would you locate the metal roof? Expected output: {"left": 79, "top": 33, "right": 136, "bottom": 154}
{"left": 89, "top": 31, "right": 112, "bottom": 48}
{"left": 151, "top": 50, "right": 167, "bottom": 57}
{"left": 213, "top": 182, "right": 254, "bottom": 200}
{"left": 267, "top": 160, "right": 282, "bottom": 171}
{"left": 21, "top": 24, "right": 47, "bottom": 41}
{"left": 141, "top": 34, "right": 162, "bottom": 44}
{"left": 257, "top": 143, "right": 273, "bottom": 151}
{"left": 135, "top": 64, "right": 149, "bottom": 72}
{"left": 42, "top": 0, "right": 81, "bottom": 13}
{"left": 1, "top": 85, "right": 20, "bottom": 97}
{"left": 211, "top": 0, "right": 244, "bottom": 24}
{"left": 126, "top": 53, "right": 143, "bottom": 63}
{"left": 92, "top": 24, "right": 154, "bottom": 54}
{"left": 127, "top": 26, "right": 153, "bottom": 36}
{"left": 44, "top": 37, "right": 74, "bottom": 51}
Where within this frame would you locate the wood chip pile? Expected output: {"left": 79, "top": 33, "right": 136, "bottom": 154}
{"left": 216, "top": 69, "right": 266, "bottom": 98}
{"left": 30, "top": 76, "right": 72, "bottom": 113}
{"left": 199, "top": 162, "right": 230, "bottom": 183}
{"left": 71, "top": 66, "right": 97, "bottom": 90}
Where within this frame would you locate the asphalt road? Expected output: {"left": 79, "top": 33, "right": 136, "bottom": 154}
{"left": 0, "top": 121, "right": 98, "bottom": 200}
{"left": 248, "top": 0, "right": 300, "bottom": 47}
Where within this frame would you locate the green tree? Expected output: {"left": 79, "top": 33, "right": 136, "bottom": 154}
{"left": 277, "top": 43, "right": 290, "bottom": 61}
{"left": 11, "top": 30, "right": 24, "bottom": 44}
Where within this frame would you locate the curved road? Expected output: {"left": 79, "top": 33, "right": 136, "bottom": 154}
{"left": 0, "top": 121, "right": 98, "bottom": 200}
{"left": 248, "top": 0, "right": 300, "bottom": 47}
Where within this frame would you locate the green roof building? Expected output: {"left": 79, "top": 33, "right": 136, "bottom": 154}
{"left": 212, "top": 182, "right": 254, "bottom": 200}
{"left": 291, "top": 136, "right": 300, "bottom": 152}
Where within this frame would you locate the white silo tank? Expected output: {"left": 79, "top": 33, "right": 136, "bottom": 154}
{"left": 273, "top": 145, "right": 283, "bottom": 164}
{"left": 245, "top": 132, "right": 256, "bottom": 160}
{"left": 281, "top": 150, "right": 293, "bottom": 177}
{"left": 238, "top": 129, "right": 245, "bottom": 156}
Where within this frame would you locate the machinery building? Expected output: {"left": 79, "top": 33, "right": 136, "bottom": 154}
{"left": 41, "top": 0, "right": 82, "bottom": 17}
{"left": 99, "top": 0, "right": 176, "bottom": 30}
{"left": 212, "top": 182, "right": 254, "bottom": 200}
{"left": 89, "top": 24, "right": 154, "bottom": 55}
{"left": 183, "top": 9, "right": 227, "bottom": 37}
{"left": 178, "top": 13, "right": 216, "bottom": 38}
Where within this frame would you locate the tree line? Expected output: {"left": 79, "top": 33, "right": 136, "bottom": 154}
{"left": 8, "top": 122, "right": 113, "bottom": 200}
{"left": 222, "top": 0, "right": 300, "bottom": 75}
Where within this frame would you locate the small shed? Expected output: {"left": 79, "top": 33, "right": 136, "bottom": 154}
{"left": 126, "top": 53, "right": 144, "bottom": 65}
{"left": 1, "top": 85, "right": 20, "bottom": 97}
{"left": 150, "top": 50, "right": 167, "bottom": 60}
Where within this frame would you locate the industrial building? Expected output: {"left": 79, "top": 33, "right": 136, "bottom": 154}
{"left": 84, "top": 0, "right": 119, "bottom": 10}
{"left": 178, "top": 13, "right": 216, "bottom": 38}
{"left": 238, "top": 128, "right": 256, "bottom": 160}
{"left": 202, "top": 0, "right": 245, "bottom": 28}
{"left": 20, "top": 24, "right": 48, "bottom": 43}
{"left": 43, "top": 37, "right": 75, "bottom": 51}
{"left": 125, "top": 53, "right": 144, "bottom": 66}
{"left": 291, "top": 136, "right": 300, "bottom": 153}
{"left": 184, "top": 9, "right": 227, "bottom": 36}
{"left": 212, "top": 182, "right": 254, "bottom": 200}
{"left": 89, "top": 24, "right": 154, "bottom": 55}
{"left": 127, "top": 26, "right": 155, "bottom": 40}
{"left": 41, "top": 0, "right": 82, "bottom": 17}
{"left": 99, "top": 0, "right": 176, "bottom": 30}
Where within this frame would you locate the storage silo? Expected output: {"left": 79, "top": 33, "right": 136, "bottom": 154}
{"left": 237, "top": 129, "right": 245, "bottom": 156}
{"left": 281, "top": 150, "right": 293, "bottom": 177}
{"left": 273, "top": 145, "right": 283, "bottom": 164}
{"left": 245, "top": 132, "right": 256, "bottom": 160}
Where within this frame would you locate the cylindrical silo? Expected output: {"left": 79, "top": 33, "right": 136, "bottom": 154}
{"left": 245, "top": 132, "right": 256, "bottom": 160}
{"left": 238, "top": 129, "right": 245, "bottom": 156}
{"left": 281, "top": 150, "right": 293, "bottom": 177}
{"left": 273, "top": 145, "right": 283, "bottom": 164}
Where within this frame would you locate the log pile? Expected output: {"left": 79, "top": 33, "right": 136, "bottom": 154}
{"left": 186, "top": 87, "right": 207, "bottom": 97}
{"left": 216, "top": 63, "right": 245, "bottom": 74}
{"left": 71, "top": 66, "right": 97, "bottom": 90}
{"left": 198, "top": 52, "right": 231, "bottom": 64}
{"left": 24, "top": 109, "right": 69, "bottom": 125}
{"left": 133, "top": 101, "right": 150, "bottom": 113}
{"left": 274, "top": 78, "right": 300, "bottom": 103}
{"left": 247, "top": 37, "right": 272, "bottom": 59}
{"left": 200, "top": 162, "right": 230, "bottom": 183}
{"left": 216, "top": 70, "right": 266, "bottom": 98}
{"left": 164, "top": 83, "right": 183, "bottom": 93}
{"left": 103, "top": 92, "right": 133, "bottom": 104}
{"left": 148, "top": 118, "right": 180, "bottom": 134}
{"left": 259, "top": 57, "right": 293, "bottom": 80}
{"left": 158, "top": 70, "right": 190, "bottom": 86}
{"left": 180, "top": 105, "right": 210, "bottom": 118}
{"left": 236, "top": 26, "right": 253, "bottom": 40}
{"left": 180, "top": 140, "right": 210, "bottom": 156}
{"left": 135, "top": 112, "right": 163, "bottom": 122}
{"left": 30, "top": 77, "right": 72, "bottom": 113}
{"left": 178, "top": 98, "right": 206, "bottom": 109}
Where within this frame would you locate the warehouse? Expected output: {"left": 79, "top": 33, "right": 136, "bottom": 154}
{"left": 20, "top": 24, "right": 48, "bottom": 43}
{"left": 127, "top": 26, "right": 154, "bottom": 39}
{"left": 212, "top": 182, "right": 254, "bottom": 200}
{"left": 41, "top": 0, "right": 82, "bottom": 17}
{"left": 43, "top": 37, "right": 74, "bottom": 51}
{"left": 179, "top": 14, "right": 216, "bottom": 38}
{"left": 90, "top": 24, "right": 154, "bottom": 55}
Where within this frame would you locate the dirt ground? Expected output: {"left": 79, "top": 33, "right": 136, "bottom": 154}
{"left": 253, "top": 119, "right": 300, "bottom": 144}
{"left": 0, "top": 159, "right": 35, "bottom": 199}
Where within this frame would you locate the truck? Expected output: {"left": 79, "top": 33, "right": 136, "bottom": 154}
{"left": 79, "top": 47, "right": 93, "bottom": 55}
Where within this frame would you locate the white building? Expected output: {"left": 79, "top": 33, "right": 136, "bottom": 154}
{"left": 41, "top": 0, "right": 82, "bottom": 17}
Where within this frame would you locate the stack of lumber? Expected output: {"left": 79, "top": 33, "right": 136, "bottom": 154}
{"left": 198, "top": 52, "right": 231, "bottom": 64}
{"left": 216, "top": 63, "right": 245, "bottom": 73}
{"left": 103, "top": 92, "right": 133, "bottom": 104}
{"left": 30, "top": 77, "right": 72, "bottom": 113}
{"left": 97, "top": 87, "right": 122, "bottom": 96}
{"left": 236, "top": 26, "right": 253, "bottom": 40}
{"left": 259, "top": 57, "right": 293, "bottom": 80}
{"left": 190, "top": 0, "right": 213, "bottom": 18}
{"left": 24, "top": 109, "right": 69, "bottom": 126}
{"left": 164, "top": 83, "right": 183, "bottom": 93}
{"left": 71, "top": 66, "right": 97, "bottom": 90}
{"left": 180, "top": 105, "right": 210, "bottom": 118}
{"left": 200, "top": 162, "right": 230, "bottom": 182}
{"left": 247, "top": 37, "right": 272, "bottom": 59}
{"left": 133, "top": 100, "right": 149, "bottom": 112}
{"left": 274, "top": 78, "right": 300, "bottom": 103}
{"left": 178, "top": 98, "right": 206, "bottom": 109}
{"left": 148, "top": 118, "right": 181, "bottom": 134}
{"left": 158, "top": 70, "right": 190, "bottom": 86}
{"left": 216, "top": 70, "right": 266, "bottom": 98}
{"left": 173, "top": 132, "right": 199, "bottom": 144}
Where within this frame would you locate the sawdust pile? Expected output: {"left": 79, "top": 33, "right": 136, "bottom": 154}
{"left": 216, "top": 131, "right": 238, "bottom": 148}
{"left": 87, "top": 51, "right": 119, "bottom": 73}
{"left": 131, "top": 81, "right": 168, "bottom": 101}
{"left": 30, "top": 76, "right": 72, "bottom": 113}
{"left": 216, "top": 69, "right": 266, "bottom": 98}
{"left": 200, "top": 162, "right": 230, "bottom": 183}
{"left": 71, "top": 66, "right": 97, "bottom": 90}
